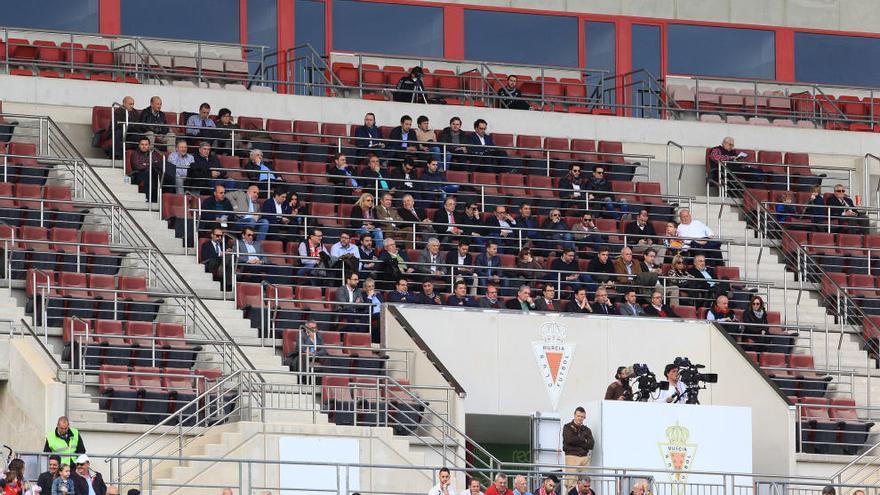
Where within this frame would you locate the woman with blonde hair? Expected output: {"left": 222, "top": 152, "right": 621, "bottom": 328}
{"left": 349, "top": 192, "right": 384, "bottom": 248}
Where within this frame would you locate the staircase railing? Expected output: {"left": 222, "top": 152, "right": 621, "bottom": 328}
{"left": 833, "top": 438, "right": 880, "bottom": 486}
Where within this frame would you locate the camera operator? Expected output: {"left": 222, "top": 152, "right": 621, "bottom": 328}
{"left": 394, "top": 67, "right": 427, "bottom": 103}
{"left": 605, "top": 366, "right": 634, "bottom": 400}
{"left": 655, "top": 363, "right": 688, "bottom": 404}
{"left": 562, "top": 407, "right": 595, "bottom": 493}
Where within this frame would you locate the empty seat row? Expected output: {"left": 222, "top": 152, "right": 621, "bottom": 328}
{"left": 98, "top": 364, "right": 200, "bottom": 424}
{"left": 320, "top": 375, "right": 424, "bottom": 435}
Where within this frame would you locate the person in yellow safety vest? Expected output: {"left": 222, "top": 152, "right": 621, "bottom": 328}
{"left": 43, "top": 416, "right": 86, "bottom": 465}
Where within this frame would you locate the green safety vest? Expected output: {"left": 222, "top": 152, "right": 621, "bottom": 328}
{"left": 46, "top": 427, "right": 79, "bottom": 464}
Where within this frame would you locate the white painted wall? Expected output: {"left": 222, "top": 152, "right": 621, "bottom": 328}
{"left": 386, "top": 305, "right": 796, "bottom": 476}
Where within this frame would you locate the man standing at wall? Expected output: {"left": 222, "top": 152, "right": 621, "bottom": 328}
{"left": 562, "top": 407, "right": 594, "bottom": 492}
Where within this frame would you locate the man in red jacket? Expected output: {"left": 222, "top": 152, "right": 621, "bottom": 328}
{"left": 485, "top": 474, "right": 513, "bottom": 495}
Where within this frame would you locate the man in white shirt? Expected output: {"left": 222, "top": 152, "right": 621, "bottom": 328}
{"left": 676, "top": 208, "right": 724, "bottom": 266}
{"left": 330, "top": 232, "right": 361, "bottom": 263}
{"left": 428, "top": 467, "right": 456, "bottom": 495}
{"left": 655, "top": 363, "right": 688, "bottom": 404}
{"left": 461, "top": 478, "right": 484, "bottom": 495}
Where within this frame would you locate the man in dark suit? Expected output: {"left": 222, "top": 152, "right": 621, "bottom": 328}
{"left": 467, "top": 118, "right": 509, "bottom": 172}
{"left": 352, "top": 112, "right": 386, "bottom": 162}
{"left": 686, "top": 254, "right": 728, "bottom": 307}
{"left": 260, "top": 188, "right": 292, "bottom": 242}
{"left": 505, "top": 284, "right": 536, "bottom": 311}
{"left": 446, "top": 280, "right": 477, "bottom": 307}
{"left": 201, "top": 227, "right": 232, "bottom": 288}
{"left": 72, "top": 455, "right": 107, "bottom": 495}
{"left": 243, "top": 148, "right": 286, "bottom": 193}
{"left": 445, "top": 239, "right": 476, "bottom": 287}
{"left": 334, "top": 272, "right": 367, "bottom": 326}
{"left": 135, "top": 96, "right": 175, "bottom": 152}
{"left": 483, "top": 204, "right": 518, "bottom": 252}
{"left": 200, "top": 184, "right": 237, "bottom": 233}
{"left": 389, "top": 156, "right": 419, "bottom": 198}
{"left": 438, "top": 116, "right": 470, "bottom": 171}
{"left": 625, "top": 209, "right": 659, "bottom": 254}
{"left": 644, "top": 290, "right": 678, "bottom": 318}
{"left": 362, "top": 153, "right": 392, "bottom": 195}
{"left": 478, "top": 283, "right": 503, "bottom": 308}
{"left": 290, "top": 319, "right": 329, "bottom": 371}
{"left": 592, "top": 287, "right": 617, "bottom": 315}
{"left": 476, "top": 241, "right": 505, "bottom": 294}
{"left": 566, "top": 288, "right": 593, "bottom": 314}
{"left": 515, "top": 203, "right": 541, "bottom": 245}
{"left": 534, "top": 284, "right": 560, "bottom": 312}
{"left": 417, "top": 280, "right": 443, "bottom": 305}
{"left": 827, "top": 184, "right": 870, "bottom": 234}
{"left": 386, "top": 277, "right": 415, "bottom": 303}
{"left": 415, "top": 237, "right": 447, "bottom": 284}
{"left": 328, "top": 153, "right": 362, "bottom": 203}
{"left": 432, "top": 196, "right": 465, "bottom": 246}
{"left": 388, "top": 115, "right": 418, "bottom": 164}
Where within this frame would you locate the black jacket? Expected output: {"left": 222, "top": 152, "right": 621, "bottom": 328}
{"left": 72, "top": 471, "right": 107, "bottom": 495}
{"left": 644, "top": 304, "right": 678, "bottom": 318}
{"left": 624, "top": 221, "right": 657, "bottom": 244}
{"left": 438, "top": 127, "right": 468, "bottom": 150}
{"left": 393, "top": 76, "right": 426, "bottom": 103}
{"left": 187, "top": 153, "right": 219, "bottom": 192}
{"left": 388, "top": 126, "right": 418, "bottom": 152}
{"left": 562, "top": 421, "right": 595, "bottom": 456}
{"left": 432, "top": 209, "right": 465, "bottom": 234}
{"left": 137, "top": 107, "right": 169, "bottom": 135}
{"left": 37, "top": 471, "right": 57, "bottom": 495}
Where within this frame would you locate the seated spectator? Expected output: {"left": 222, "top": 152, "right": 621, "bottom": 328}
{"left": 353, "top": 112, "right": 386, "bottom": 162}
{"left": 707, "top": 136, "right": 749, "bottom": 185}
{"left": 540, "top": 208, "right": 575, "bottom": 255}
{"left": 447, "top": 280, "right": 478, "bottom": 307}
{"left": 213, "top": 108, "right": 240, "bottom": 156}
{"left": 572, "top": 213, "right": 608, "bottom": 251}
{"left": 350, "top": 192, "right": 385, "bottom": 248}
{"left": 516, "top": 203, "right": 540, "bottom": 246}
{"left": 286, "top": 191, "right": 309, "bottom": 231}
{"left": 438, "top": 116, "right": 470, "bottom": 171}
{"left": 559, "top": 163, "right": 588, "bottom": 208}
{"left": 417, "top": 280, "right": 443, "bottom": 305}
{"left": 362, "top": 277, "right": 384, "bottom": 342}
{"left": 245, "top": 149, "right": 284, "bottom": 194}
{"left": 497, "top": 75, "right": 530, "bottom": 110}
{"left": 358, "top": 233, "right": 380, "bottom": 277}
{"left": 362, "top": 153, "right": 391, "bottom": 195}
{"left": 639, "top": 248, "right": 664, "bottom": 296}
{"left": 484, "top": 205, "right": 518, "bottom": 251}
{"left": 386, "top": 277, "right": 415, "bottom": 303}
{"left": 566, "top": 287, "right": 593, "bottom": 313}
{"left": 614, "top": 246, "right": 658, "bottom": 293}
{"left": 827, "top": 184, "right": 869, "bottom": 234}
{"left": 644, "top": 291, "right": 678, "bottom": 318}
{"left": 189, "top": 141, "right": 233, "bottom": 194}
{"left": 200, "top": 184, "right": 237, "bottom": 232}
{"left": 415, "top": 115, "right": 442, "bottom": 165}
{"left": 128, "top": 136, "right": 163, "bottom": 202}
{"left": 230, "top": 185, "right": 269, "bottom": 241}
{"left": 592, "top": 287, "right": 616, "bottom": 315}
{"left": 661, "top": 221, "right": 685, "bottom": 263}
{"left": 446, "top": 239, "right": 476, "bottom": 287}
{"left": 168, "top": 139, "right": 194, "bottom": 194}
{"left": 432, "top": 196, "right": 465, "bottom": 246}
{"left": 422, "top": 158, "right": 459, "bottom": 206}
{"left": 741, "top": 295, "right": 769, "bottom": 352}
{"left": 550, "top": 248, "right": 592, "bottom": 294}
{"left": 587, "top": 165, "right": 629, "bottom": 220}
{"left": 774, "top": 191, "right": 798, "bottom": 224}
{"left": 375, "top": 192, "right": 408, "bottom": 241}
{"left": 185, "top": 102, "right": 217, "bottom": 142}
{"left": 479, "top": 283, "right": 503, "bottom": 309}
{"left": 587, "top": 247, "right": 616, "bottom": 288}
{"left": 416, "top": 237, "right": 447, "bottom": 283}
{"left": 476, "top": 241, "right": 504, "bottom": 293}
{"left": 389, "top": 155, "right": 418, "bottom": 198}
{"left": 535, "top": 284, "right": 560, "bottom": 312}
{"left": 260, "top": 188, "right": 293, "bottom": 243}
{"left": 380, "top": 238, "right": 415, "bottom": 284}
{"left": 236, "top": 226, "right": 286, "bottom": 285}
{"left": 111, "top": 95, "right": 138, "bottom": 158}
{"left": 293, "top": 319, "right": 328, "bottom": 371}
{"left": 665, "top": 254, "right": 693, "bottom": 307}
{"left": 328, "top": 152, "right": 362, "bottom": 203}
{"left": 625, "top": 209, "right": 659, "bottom": 254}
{"left": 706, "top": 294, "right": 741, "bottom": 335}
{"left": 136, "top": 96, "right": 175, "bottom": 152}
{"left": 567, "top": 477, "right": 596, "bottom": 495}
{"left": 505, "top": 284, "right": 536, "bottom": 311}
{"left": 201, "top": 227, "right": 232, "bottom": 289}
{"left": 334, "top": 272, "right": 368, "bottom": 327}
{"left": 397, "top": 193, "right": 432, "bottom": 237}
{"left": 389, "top": 115, "right": 418, "bottom": 164}
{"left": 297, "top": 228, "right": 330, "bottom": 281}
{"left": 468, "top": 119, "right": 510, "bottom": 173}
{"left": 618, "top": 290, "right": 646, "bottom": 317}
{"left": 677, "top": 208, "right": 724, "bottom": 266}
{"left": 393, "top": 67, "right": 427, "bottom": 104}
{"left": 805, "top": 184, "right": 827, "bottom": 230}
{"left": 460, "top": 202, "right": 485, "bottom": 246}
{"left": 515, "top": 247, "right": 545, "bottom": 285}
{"left": 686, "top": 254, "right": 729, "bottom": 307}
{"left": 330, "top": 231, "right": 361, "bottom": 274}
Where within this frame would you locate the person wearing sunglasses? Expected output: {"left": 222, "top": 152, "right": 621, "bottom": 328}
{"left": 540, "top": 208, "right": 575, "bottom": 255}
{"left": 828, "top": 184, "right": 869, "bottom": 234}
{"left": 741, "top": 295, "right": 769, "bottom": 352}
{"left": 587, "top": 166, "right": 630, "bottom": 221}
{"left": 201, "top": 228, "right": 232, "bottom": 289}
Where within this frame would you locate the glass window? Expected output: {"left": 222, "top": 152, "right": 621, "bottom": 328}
{"left": 296, "top": 0, "right": 325, "bottom": 55}
{"left": 586, "top": 21, "right": 616, "bottom": 104}
{"left": 795, "top": 33, "right": 880, "bottom": 87}
{"left": 464, "top": 10, "right": 578, "bottom": 67}
{"left": 120, "top": 0, "right": 239, "bottom": 43}
{"left": 2, "top": 0, "right": 98, "bottom": 32}
{"left": 668, "top": 24, "right": 775, "bottom": 80}
{"left": 248, "top": 0, "right": 277, "bottom": 77}
{"left": 631, "top": 24, "right": 661, "bottom": 118}
{"left": 332, "top": 0, "right": 442, "bottom": 58}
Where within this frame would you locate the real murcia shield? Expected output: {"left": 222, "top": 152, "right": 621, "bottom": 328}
{"left": 658, "top": 422, "right": 698, "bottom": 494}
{"left": 532, "top": 320, "right": 575, "bottom": 411}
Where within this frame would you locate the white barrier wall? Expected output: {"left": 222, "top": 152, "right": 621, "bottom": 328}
{"left": 385, "top": 306, "right": 796, "bottom": 476}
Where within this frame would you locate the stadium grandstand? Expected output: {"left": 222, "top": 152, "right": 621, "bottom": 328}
{"left": 3, "top": 1, "right": 880, "bottom": 494}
